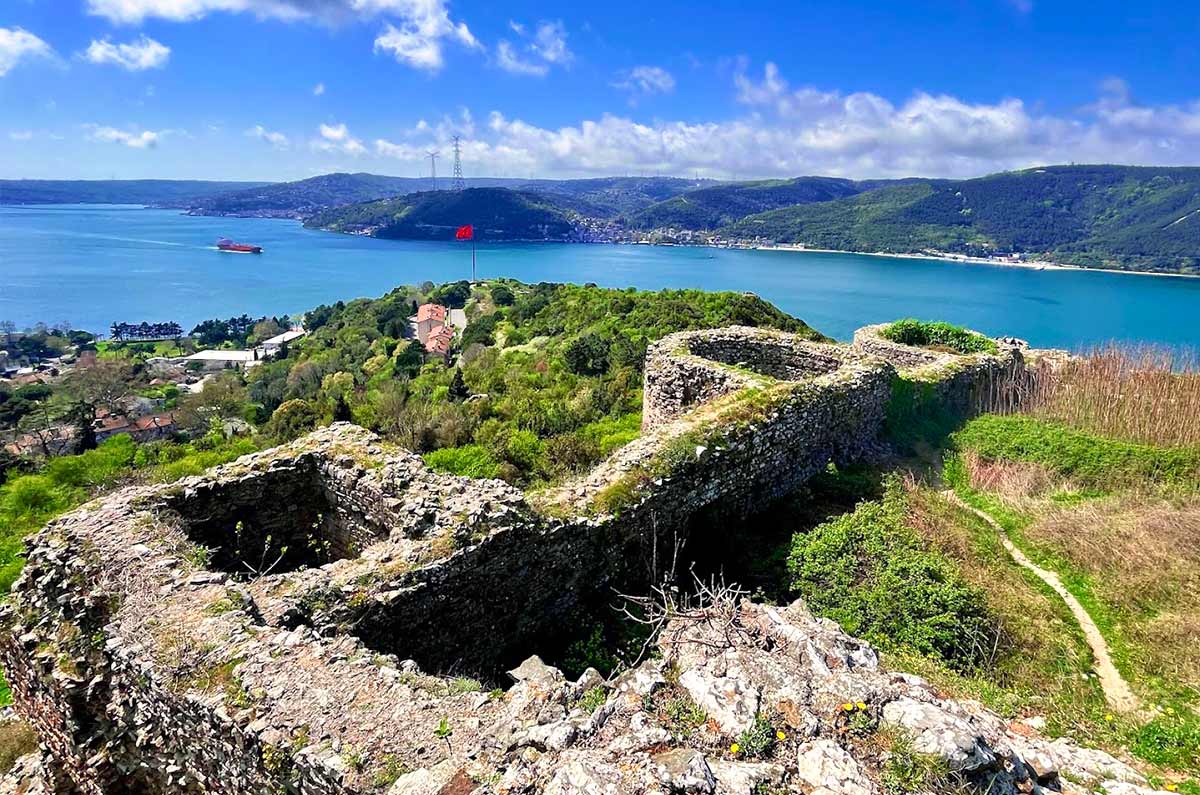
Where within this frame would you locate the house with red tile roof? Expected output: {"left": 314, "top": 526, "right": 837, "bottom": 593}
{"left": 414, "top": 304, "right": 449, "bottom": 344}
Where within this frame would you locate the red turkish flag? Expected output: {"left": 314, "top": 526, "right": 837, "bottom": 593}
{"left": 455, "top": 224, "right": 474, "bottom": 240}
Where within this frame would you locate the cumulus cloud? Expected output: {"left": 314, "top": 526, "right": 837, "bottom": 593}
{"left": 87, "top": 0, "right": 480, "bottom": 73}
{"left": 314, "top": 122, "right": 366, "bottom": 155}
{"left": 496, "top": 19, "right": 571, "bottom": 77}
{"left": 0, "top": 27, "right": 53, "bottom": 77}
{"left": 83, "top": 36, "right": 171, "bottom": 70}
{"left": 313, "top": 82, "right": 325, "bottom": 95}
{"left": 613, "top": 65, "right": 675, "bottom": 96}
{"left": 373, "top": 5, "right": 479, "bottom": 72}
{"left": 85, "top": 124, "right": 167, "bottom": 149}
{"left": 246, "top": 124, "right": 289, "bottom": 148}
{"left": 368, "top": 66, "right": 1200, "bottom": 180}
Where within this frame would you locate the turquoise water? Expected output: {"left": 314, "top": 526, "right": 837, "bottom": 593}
{"left": 1, "top": 203, "right": 1198, "bottom": 348}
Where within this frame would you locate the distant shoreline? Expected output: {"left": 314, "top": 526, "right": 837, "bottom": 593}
{"left": 749, "top": 243, "right": 1200, "bottom": 280}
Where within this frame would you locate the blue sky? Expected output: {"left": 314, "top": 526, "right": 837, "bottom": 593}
{"left": 2, "top": 0, "right": 1199, "bottom": 181}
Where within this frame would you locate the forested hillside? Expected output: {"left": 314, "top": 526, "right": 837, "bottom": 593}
{"left": 304, "top": 187, "right": 583, "bottom": 240}
{"left": 627, "top": 176, "right": 870, "bottom": 230}
{"left": 0, "top": 179, "right": 269, "bottom": 205}
{"left": 179, "top": 173, "right": 525, "bottom": 218}
{"left": 722, "top": 165, "right": 1200, "bottom": 272}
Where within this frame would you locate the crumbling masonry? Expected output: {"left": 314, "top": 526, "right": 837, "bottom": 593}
{"left": 2, "top": 323, "right": 1154, "bottom": 795}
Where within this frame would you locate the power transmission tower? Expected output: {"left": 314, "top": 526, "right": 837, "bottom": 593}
{"left": 426, "top": 150, "right": 440, "bottom": 190}
{"left": 451, "top": 136, "right": 465, "bottom": 191}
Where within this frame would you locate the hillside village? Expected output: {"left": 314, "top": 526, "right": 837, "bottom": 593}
{"left": 0, "top": 299, "right": 465, "bottom": 461}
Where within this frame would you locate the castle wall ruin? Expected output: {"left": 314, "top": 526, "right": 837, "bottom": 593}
{"left": 0, "top": 322, "right": 1051, "bottom": 795}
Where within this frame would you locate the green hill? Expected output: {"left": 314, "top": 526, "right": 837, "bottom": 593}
{"left": 183, "top": 173, "right": 468, "bottom": 218}
{"left": 721, "top": 165, "right": 1200, "bottom": 273}
{"left": 627, "top": 177, "right": 871, "bottom": 230}
{"left": 304, "top": 187, "right": 580, "bottom": 241}
{"left": 525, "top": 176, "right": 712, "bottom": 219}
{"left": 0, "top": 179, "right": 270, "bottom": 206}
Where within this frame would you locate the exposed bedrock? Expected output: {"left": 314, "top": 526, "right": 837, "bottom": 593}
{"left": 0, "top": 323, "right": 1083, "bottom": 795}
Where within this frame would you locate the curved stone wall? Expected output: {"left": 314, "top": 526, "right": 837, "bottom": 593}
{"left": 0, "top": 322, "right": 1057, "bottom": 795}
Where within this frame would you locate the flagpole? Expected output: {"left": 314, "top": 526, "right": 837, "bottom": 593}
{"left": 471, "top": 236, "right": 476, "bottom": 283}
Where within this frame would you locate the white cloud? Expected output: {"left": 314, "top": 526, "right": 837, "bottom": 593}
{"left": 369, "top": 66, "right": 1200, "bottom": 180}
{"left": 87, "top": 0, "right": 480, "bottom": 72}
{"left": 85, "top": 124, "right": 167, "bottom": 149}
{"left": 613, "top": 65, "right": 675, "bottom": 96}
{"left": 314, "top": 122, "right": 366, "bottom": 155}
{"left": 496, "top": 40, "right": 547, "bottom": 76}
{"left": 530, "top": 21, "right": 571, "bottom": 65}
{"left": 313, "top": 82, "right": 325, "bottom": 96}
{"left": 9, "top": 130, "right": 33, "bottom": 141}
{"left": 373, "top": 4, "right": 479, "bottom": 72}
{"left": 84, "top": 36, "right": 171, "bottom": 70}
{"left": 246, "top": 124, "right": 289, "bottom": 148}
{"left": 0, "top": 27, "right": 53, "bottom": 77}
{"left": 496, "top": 19, "right": 572, "bottom": 77}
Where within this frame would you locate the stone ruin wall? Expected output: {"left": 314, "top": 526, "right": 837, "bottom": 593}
{"left": 0, "top": 323, "right": 1049, "bottom": 795}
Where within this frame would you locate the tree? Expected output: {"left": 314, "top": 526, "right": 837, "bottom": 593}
{"left": 448, "top": 368, "right": 470, "bottom": 402}
{"left": 63, "top": 359, "right": 135, "bottom": 444}
{"left": 177, "top": 371, "right": 249, "bottom": 432}
{"left": 491, "top": 285, "right": 515, "bottom": 306}
{"left": 332, "top": 394, "right": 353, "bottom": 422}
{"left": 265, "top": 399, "right": 321, "bottom": 442}
{"left": 563, "top": 333, "right": 611, "bottom": 376}
{"left": 0, "top": 320, "right": 16, "bottom": 347}
{"left": 70, "top": 401, "right": 97, "bottom": 453}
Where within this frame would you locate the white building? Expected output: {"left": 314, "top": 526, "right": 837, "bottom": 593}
{"left": 185, "top": 349, "right": 259, "bottom": 371}
{"left": 260, "top": 328, "right": 306, "bottom": 357}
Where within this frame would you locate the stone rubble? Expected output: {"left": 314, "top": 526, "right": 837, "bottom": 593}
{"left": 0, "top": 323, "right": 1119, "bottom": 795}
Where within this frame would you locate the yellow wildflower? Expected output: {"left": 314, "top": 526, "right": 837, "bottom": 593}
{"left": 1164, "top": 784, "right": 1177, "bottom": 792}
{"left": 1104, "top": 714, "right": 1114, "bottom": 722}
{"left": 776, "top": 730, "right": 787, "bottom": 741}
{"left": 842, "top": 702, "right": 855, "bottom": 711}
{"left": 730, "top": 743, "right": 740, "bottom": 754}
{"left": 856, "top": 702, "right": 867, "bottom": 711}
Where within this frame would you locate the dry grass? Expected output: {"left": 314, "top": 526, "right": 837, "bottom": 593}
{"left": 987, "top": 345, "right": 1200, "bottom": 447}
{"left": 958, "top": 453, "right": 1200, "bottom": 695}
{"left": 903, "top": 487, "right": 1095, "bottom": 697}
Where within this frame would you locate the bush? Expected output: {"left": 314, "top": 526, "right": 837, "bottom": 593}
{"left": 491, "top": 284, "right": 515, "bottom": 306}
{"left": 787, "top": 479, "right": 997, "bottom": 672}
{"left": 423, "top": 445, "right": 501, "bottom": 479}
{"left": 265, "top": 399, "right": 321, "bottom": 442}
{"left": 563, "top": 333, "right": 611, "bottom": 376}
{"left": 881, "top": 319, "right": 998, "bottom": 355}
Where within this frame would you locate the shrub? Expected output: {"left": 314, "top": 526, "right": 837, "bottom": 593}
{"left": 491, "top": 284, "right": 515, "bottom": 306}
{"left": 787, "top": 479, "right": 997, "bottom": 672}
{"left": 265, "top": 399, "right": 321, "bottom": 442}
{"left": 563, "top": 333, "right": 611, "bottom": 376}
{"left": 423, "top": 445, "right": 501, "bottom": 479}
{"left": 881, "top": 319, "right": 998, "bottom": 355}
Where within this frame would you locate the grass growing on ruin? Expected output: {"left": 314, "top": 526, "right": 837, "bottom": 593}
{"left": 880, "top": 319, "right": 999, "bottom": 355}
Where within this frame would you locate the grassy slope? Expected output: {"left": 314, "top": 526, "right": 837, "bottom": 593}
{"left": 722, "top": 165, "right": 1200, "bottom": 272}
{"left": 946, "top": 415, "right": 1200, "bottom": 775}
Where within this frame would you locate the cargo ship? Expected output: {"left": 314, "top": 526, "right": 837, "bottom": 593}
{"left": 216, "top": 238, "right": 263, "bottom": 254}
